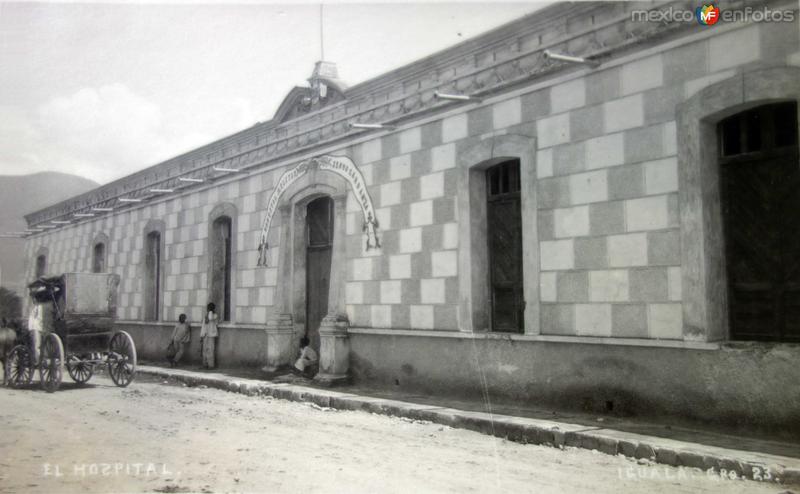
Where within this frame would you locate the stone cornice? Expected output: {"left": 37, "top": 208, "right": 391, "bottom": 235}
{"left": 26, "top": 0, "right": 771, "bottom": 229}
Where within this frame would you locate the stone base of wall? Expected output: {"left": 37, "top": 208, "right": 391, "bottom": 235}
{"left": 118, "top": 320, "right": 800, "bottom": 439}
{"left": 117, "top": 321, "right": 267, "bottom": 368}
{"left": 348, "top": 330, "right": 800, "bottom": 440}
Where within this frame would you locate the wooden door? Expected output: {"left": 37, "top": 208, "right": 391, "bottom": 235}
{"left": 306, "top": 197, "right": 333, "bottom": 352}
{"left": 486, "top": 160, "right": 523, "bottom": 332}
{"left": 211, "top": 217, "right": 232, "bottom": 321}
{"left": 92, "top": 243, "right": 105, "bottom": 273}
{"left": 36, "top": 255, "right": 46, "bottom": 278}
{"left": 720, "top": 102, "right": 800, "bottom": 342}
{"left": 144, "top": 231, "right": 161, "bottom": 321}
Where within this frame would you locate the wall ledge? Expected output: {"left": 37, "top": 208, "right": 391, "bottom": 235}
{"left": 115, "top": 322, "right": 800, "bottom": 352}
{"left": 347, "top": 327, "right": 722, "bottom": 351}
{"left": 115, "top": 320, "right": 265, "bottom": 331}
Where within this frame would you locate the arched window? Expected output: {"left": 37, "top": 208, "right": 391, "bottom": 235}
{"left": 35, "top": 254, "right": 46, "bottom": 278}
{"left": 718, "top": 101, "right": 799, "bottom": 342}
{"left": 210, "top": 216, "right": 233, "bottom": 321}
{"left": 92, "top": 242, "right": 106, "bottom": 273}
{"left": 144, "top": 230, "right": 162, "bottom": 321}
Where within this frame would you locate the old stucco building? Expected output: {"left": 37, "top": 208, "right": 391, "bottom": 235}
{"left": 23, "top": 1, "right": 800, "bottom": 435}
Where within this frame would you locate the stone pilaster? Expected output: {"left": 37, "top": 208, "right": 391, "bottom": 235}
{"left": 263, "top": 315, "right": 295, "bottom": 373}
{"left": 314, "top": 193, "right": 350, "bottom": 385}
{"left": 262, "top": 205, "right": 295, "bottom": 373}
{"left": 315, "top": 314, "right": 350, "bottom": 385}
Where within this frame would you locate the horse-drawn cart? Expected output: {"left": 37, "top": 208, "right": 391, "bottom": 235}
{"left": 4, "top": 272, "right": 136, "bottom": 392}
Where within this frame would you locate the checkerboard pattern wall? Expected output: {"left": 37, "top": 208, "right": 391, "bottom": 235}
{"left": 343, "top": 127, "right": 461, "bottom": 331}
{"left": 530, "top": 22, "right": 796, "bottom": 340}
{"left": 25, "top": 172, "right": 280, "bottom": 326}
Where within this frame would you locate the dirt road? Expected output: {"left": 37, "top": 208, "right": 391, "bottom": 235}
{"left": 0, "top": 374, "right": 788, "bottom": 493}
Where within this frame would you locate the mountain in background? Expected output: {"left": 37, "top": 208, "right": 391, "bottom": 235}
{"left": 0, "top": 172, "right": 99, "bottom": 296}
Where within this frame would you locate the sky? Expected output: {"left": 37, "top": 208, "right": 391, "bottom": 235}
{"left": 0, "top": 1, "right": 548, "bottom": 185}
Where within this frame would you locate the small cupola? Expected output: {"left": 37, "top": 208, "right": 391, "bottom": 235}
{"left": 308, "top": 61, "right": 347, "bottom": 104}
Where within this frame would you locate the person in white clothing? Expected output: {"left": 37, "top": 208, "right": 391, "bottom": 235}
{"left": 199, "top": 303, "right": 219, "bottom": 369}
{"left": 27, "top": 303, "right": 44, "bottom": 364}
{"left": 293, "top": 336, "right": 318, "bottom": 377}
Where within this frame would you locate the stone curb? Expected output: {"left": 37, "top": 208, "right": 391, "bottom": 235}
{"left": 138, "top": 366, "right": 800, "bottom": 486}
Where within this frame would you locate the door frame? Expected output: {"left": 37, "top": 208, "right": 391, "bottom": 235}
{"left": 718, "top": 103, "right": 800, "bottom": 342}
{"left": 142, "top": 219, "right": 165, "bottom": 321}
{"left": 456, "top": 134, "right": 538, "bottom": 334}
{"left": 271, "top": 167, "right": 349, "bottom": 356}
{"left": 264, "top": 162, "right": 350, "bottom": 377}
{"left": 675, "top": 66, "right": 800, "bottom": 342}
{"left": 207, "top": 202, "right": 238, "bottom": 323}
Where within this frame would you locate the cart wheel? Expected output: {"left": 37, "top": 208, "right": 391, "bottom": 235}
{"left": 5, "top": 345, "right": 34, "bottom": 388}
{"left": 39, "top": 333, "right": 64, "bottom": 393}
{"left": 66, "top": 356, "right": 94, "bottom": 384}
{"left": 108, "top": 330, "right": 136, "bottom": 387}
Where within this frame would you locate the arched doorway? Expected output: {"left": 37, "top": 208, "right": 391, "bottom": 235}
{"left": 305, "top": 196, "right": 334, "bottom": 353}
{"left": 676, "top": 66, "right": 800, "bottom": 342}
{"left": 456, "top": 134, "right": 537, "bottom": 334}
{"left": 719, "top": 101, "right": 799, "bottom": 342}
{"left": 92, "top": 242, "right": 106, "bottom": 273}
{"left": 144, "top": 230, "right": 162, "bottom": 321}
{"left": 210, "top": 216, "right": 233, "bottom": 322}
{"left": 35, "top": 254, "right": 47, "bottom": 278}
{"left": 262, "top": 163, "right": 351, "bottom": 382}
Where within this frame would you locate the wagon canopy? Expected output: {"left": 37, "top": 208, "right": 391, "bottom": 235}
{"left": 27, "top": 273, "right": 120, "bottom": 337}
{"left": 28, "top": 276, "right": 64, "bottom": 304}
{"left": 28, "top": 273, "right": 119, "bottom": 316}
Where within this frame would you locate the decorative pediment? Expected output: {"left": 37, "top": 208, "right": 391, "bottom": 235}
{"left": 273, "top": 62, "right": 349, "bottom": 125}
{"left": 273, "top": 86, "right": 313, "bottom": 124}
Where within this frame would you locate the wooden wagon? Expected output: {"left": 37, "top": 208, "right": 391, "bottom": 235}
{"left": 4, "top": 273, "right": 136, "bottom": 392}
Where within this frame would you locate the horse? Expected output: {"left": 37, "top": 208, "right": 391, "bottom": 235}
{"left": 0, "top": 323, "right": 25, "bottom": 385}
{"left": 0, "top": 327, "right": 17, "bottom": 384}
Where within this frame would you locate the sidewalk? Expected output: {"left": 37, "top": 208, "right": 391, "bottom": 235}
{"left": 136, "top": 364, "right": 800, "bottom": 486}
